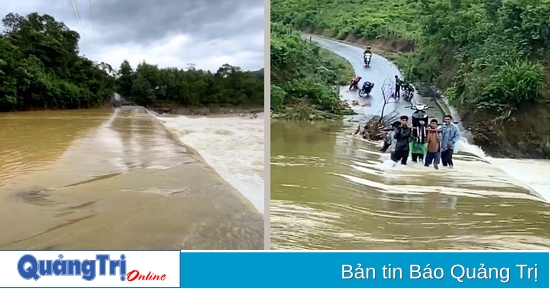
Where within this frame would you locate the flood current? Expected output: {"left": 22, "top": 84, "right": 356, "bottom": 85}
{"left": 0, "top": 107, "right": 263, "bottom": 250}
{"left": 270, "top": 36, "right": 550, "bottom": 250}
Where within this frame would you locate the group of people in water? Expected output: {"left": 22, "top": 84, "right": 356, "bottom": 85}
{"left": 351, "top": 48, "right": 460, "bottom": 169}
{"left": 381, "top": 114, "right": 461, "bottom": 169}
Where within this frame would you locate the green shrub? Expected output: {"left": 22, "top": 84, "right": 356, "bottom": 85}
{"left": 481, "top": 61, "right": 546, "bottom": 109}
{"left": 270, "top": 85, "right": 286, "bottom": 111}
{"left": 270, "top": 23, "right": 351, "bottom": 115}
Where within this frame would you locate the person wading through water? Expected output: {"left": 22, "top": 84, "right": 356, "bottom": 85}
{"left": 425, "top": 119, "right": 442, "bottom": 169}
{"left": 391, "top": 115, "right": 412, "bottom": 165}
{"left": 439, "top": 115, "right": 460, "bottom": 168}
{"left": 380, "top": 121, "right": 400, "bottom": 152}
{"left": 410, "top": 137, "right": 426, "bottom": 163}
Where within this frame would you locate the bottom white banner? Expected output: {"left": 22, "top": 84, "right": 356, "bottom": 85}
{"left": 0, "top": 250, "right": 180, "bottom": 288}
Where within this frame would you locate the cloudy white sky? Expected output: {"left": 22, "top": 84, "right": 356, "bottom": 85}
{"left": 0, "top": 0, "right": 264, "bottom": 71}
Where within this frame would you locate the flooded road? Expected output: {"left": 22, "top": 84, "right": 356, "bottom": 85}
{"left": 271, "top": 122, "right": 550, "bottom": 250}
{"left": 270, "top": 36, "right": 550, "bottom": 250}
{"left": 0, "top": 107, "right": 263, "bottom": 250}
{"left": 157, "top": 113, "right": 265, "bottom": 213}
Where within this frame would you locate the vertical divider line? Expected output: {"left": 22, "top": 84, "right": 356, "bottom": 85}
{"left": 263, "top": 0, "right": 272, "bottom": 251}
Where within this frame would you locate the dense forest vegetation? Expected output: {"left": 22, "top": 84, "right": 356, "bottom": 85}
{"left": 271, "top": 23, "right": 353, "bottom": 119}
{"left": 0, "top": 12, "right": 263, "bottom": 112}
{"left": 272, "top": 0, "right": 550, "bottom": 157}
{"left": 0, "top": 12, "right": 114, "bottom": 111}
{"left": 117, "top": 61, "right": 263, "bottom": 108}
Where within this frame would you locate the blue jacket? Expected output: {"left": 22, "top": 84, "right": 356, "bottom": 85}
{"left": 438, "top": 123, "right": 460, "bottom": 153}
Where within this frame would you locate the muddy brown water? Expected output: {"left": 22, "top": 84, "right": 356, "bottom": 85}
{"left": 0, "top": 107, "right": 263, "bottom": 250}
{"left": 270, "top": 121, "right": 550, "bottom": 250}
{"left": 269, "top": 36, "right": 550, "bottom": 251}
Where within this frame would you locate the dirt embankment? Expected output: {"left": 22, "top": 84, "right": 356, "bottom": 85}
{"left": 302, "top": 27, "right": 414, "bottom": 54}
{"left": 302, "top": 27, "right": 550, "bottom": 159}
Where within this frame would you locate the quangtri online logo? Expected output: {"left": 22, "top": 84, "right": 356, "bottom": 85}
{"left": 17, "top": 254, "right": 167, "bottom": 282}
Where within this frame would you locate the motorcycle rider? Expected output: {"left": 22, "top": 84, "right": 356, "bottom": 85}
{"left": 394, "top": 75, "right": 403, "bottom": 99}
{"left": 363, "top": 46, "right": 372, "bottom": 65}
{"left": 349, "top": 75, "right": 362, "bottom": 90}
{"left": 364, "top": 45, "right": 372, "bottom": 56}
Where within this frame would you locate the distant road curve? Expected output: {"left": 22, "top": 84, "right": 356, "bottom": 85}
{"left": 303, "top": 34, "right": 421, "bottom": 118}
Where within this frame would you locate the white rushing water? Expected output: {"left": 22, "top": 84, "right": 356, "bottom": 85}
{"left": 434, "top": 137, "right": 550, "bottom": 202}
{"left": 489, "top": 158, "right": 550, "bottom": 201}
{"left": 157, "top": 113, "right": 264, "bottom": 213}
{"left": 457, "top": 140, "right": 550, "bottom": 201}
{"left": 390, "top": 134, "right": 550, "bottom": 201}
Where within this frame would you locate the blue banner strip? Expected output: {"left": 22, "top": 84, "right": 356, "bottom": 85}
{"left": 179, "top": 252, "right": 549, "bottom": 288}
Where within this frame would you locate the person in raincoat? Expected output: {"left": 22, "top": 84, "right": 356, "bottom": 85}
{"left": 409, "top": 136, "right": 427, "bottom": 163}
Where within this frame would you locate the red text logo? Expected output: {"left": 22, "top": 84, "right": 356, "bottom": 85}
{"left": 126, "top": 270, "right": 167, "bottom": 281}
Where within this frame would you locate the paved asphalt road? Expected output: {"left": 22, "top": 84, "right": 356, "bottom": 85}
{"left": 304, "top": 35, "right": 441, "bottom": 122}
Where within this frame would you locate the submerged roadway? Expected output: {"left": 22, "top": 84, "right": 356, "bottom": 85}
{"left": 304, "top": 35, "right": 444, "bottom": 122}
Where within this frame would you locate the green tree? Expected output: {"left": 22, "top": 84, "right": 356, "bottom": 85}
{"left": 117, "top": 60, "right": 135, "bottom": 97}
{"left": 0, "top": 12, "right": 114, "bottom": 111}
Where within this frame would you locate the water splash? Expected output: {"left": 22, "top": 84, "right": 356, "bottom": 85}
{"left": 422, "top": 134, "right": 550, "bottom": 202}
{"left": 154, "top": 113, "right": 264, "bottom": 213}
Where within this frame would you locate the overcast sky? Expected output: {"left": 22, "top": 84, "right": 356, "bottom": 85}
{"left": 0, "top": 0, "right": 264, "bottom": 71}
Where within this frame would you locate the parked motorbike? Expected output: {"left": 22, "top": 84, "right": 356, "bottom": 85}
{"left": 402, "top": 84, "right": 414, "bottom": 102}
{"left": 358, "top": 82, "right": 374, "bottom": 97}
{"left": 408, "top": 104, "right": 430, "bottom": 144}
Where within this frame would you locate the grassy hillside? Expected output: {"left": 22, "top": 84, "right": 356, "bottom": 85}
{"left": 272, "top": 0, "right": 550, "bottom": 158}
{"left": 272, "top": 0, "right": 420, "bottom": 41}
{"left": 270, "top": 23, "right": 354, "bottom": 120}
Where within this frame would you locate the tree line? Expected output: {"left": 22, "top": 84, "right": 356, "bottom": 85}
{"left": 116, "top": 61, "right": 263, "bottom": 108}
{"left": 0, "top": 12, "right": 263, "bottom": 112}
